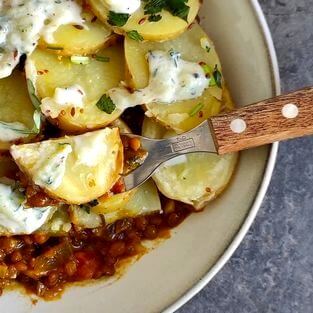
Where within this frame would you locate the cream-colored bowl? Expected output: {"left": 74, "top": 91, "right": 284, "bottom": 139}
{"left": 1, "top": 0, "right": 280, "bottom": 312}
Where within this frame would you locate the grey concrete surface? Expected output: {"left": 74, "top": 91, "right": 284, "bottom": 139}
{"left": 178, "top": 1, "right": 313, "bottom": 312}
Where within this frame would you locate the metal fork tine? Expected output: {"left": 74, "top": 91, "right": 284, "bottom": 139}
{"left": 122, "top": 121, "right": 216, "bottom": 191}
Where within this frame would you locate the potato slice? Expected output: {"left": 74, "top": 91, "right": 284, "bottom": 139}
{"left": 91, "top": 179, "right": 161, "bottom": 224}
{"left": 88, "top": 0, "right": 200, "bottom": 41}
{"left": 142, "top": 117, "right": 238, "bottom": 209}
{"left": 0, "top": 71, "right": 38, "bottom": 150}
{"left": 26, "top": 44, "right": 125, "bottom": 132}
{"left": 10, "top": 128, "right": 123, "bottom": 204}
{"left": 125, "top": 23, "right": 224, "bottom": 133}
{"left": 39, "top": 11, "right": 116, "bottom": 56}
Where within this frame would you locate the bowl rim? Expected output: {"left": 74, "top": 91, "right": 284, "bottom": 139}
{"left": 163, "top": 1, "right": 281, "bottom": 312}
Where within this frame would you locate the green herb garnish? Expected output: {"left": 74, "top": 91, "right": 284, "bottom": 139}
{"left": 126, "top": 30, "right": 144, "bottom": 41}
{"left": 108, "top": 11, "right": 130, "bottom": 27}
{"left": 46, "top": 46, "right": 64, "bottom": 51}
{"left": 212, "top": 65, "right": 222, "bottom": 88}
{"left": 167, "top": 0, "right": 190, "bottom": 21}
{"left": 96, "top": 95, "right": 116, "bottom": 114}
{"left": 143, "top": 0, "right": 166, "bottom": 15}
{"left": 26, "top": 79, "right": 41, "bottom": 110}
{"left": 148, "top": 14, "right": 162, "bottom": 22}
{"left": 94, "top": 55, "right": 110, "bottom": 62}
{"left": 143, "top": 0, "right": 190, "bottom": 21}
{"left": 189, "top": 102, "right": 204, "bottom": 117}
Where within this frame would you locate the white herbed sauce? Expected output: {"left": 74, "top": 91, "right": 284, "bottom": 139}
{"left": 0, "top": 182, "right": 54, "bottom": 234}
{"left": 41, "top": 85, "right": 86, "bottom": 119}
{"left": 73, "top": 131, "right": 108, "bottom": 167}
{"left": 0, "top": 121, "right": 29, "bottom": 141}
{"left": 32, "top": 143, "right": 72, "bottom": 190}
{"left": 0, "top": 0, "right": 83, "bottom": 78}
{"left": 103, "top": 0, "right": 140, "bottom": 14}
{"left": 109, "top": 50, "right": 209, "bottom": 111}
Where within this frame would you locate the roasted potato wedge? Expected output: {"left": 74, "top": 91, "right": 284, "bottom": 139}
{"left": 92, "top": 179, "right": 161, "bottom": 224}
{"left": 125, "top": 23, "right": 224, "bottom": 133}
{"left": 142, "top": 117, "right": 238, "bottom": 209}
{"left": 39, "top": 11, "right": 116, "bottom": 56}
{"left": 26, "top": 44, "right": 125, "bottom": 132}
{"left": 11, "top": 128, "right": 123, "bottom": 204}
{"left": 88, "top": 0, "right": 200, "bottom": 41}
{"left": 0, "top": 71, "right": 38, "bottom": 150}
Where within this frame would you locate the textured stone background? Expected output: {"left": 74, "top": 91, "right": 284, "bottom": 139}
{"left": 178, "top": 0, "right": 313, "bottom": 312}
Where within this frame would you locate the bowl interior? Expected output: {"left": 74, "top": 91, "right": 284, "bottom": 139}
{"left": 0, "top": 1, "right": 278, "bottom": 312}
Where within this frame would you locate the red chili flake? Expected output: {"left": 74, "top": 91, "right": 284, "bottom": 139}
{"left": 43, "top": 69, "right": 49, "bottom": 73}
{"left": 37, "top": 70, "right": 44, "bottom": 75}
{"left": 13, "top": 50, "right": 18, "bottom": 59}
{"left": 198, "top": 111, "right": 204, "bottom": 118}
{"left": 77, "top": 89, "right": 84, "bottom": 95}
{"left": 73, "top": 24, "right": 84, "bottom": 30}
{"left": 70, "top": 107, "right": 76, "bottom": 117}
{"left": 91, "top": 16, "right": 97, "bottom": 23}
{"left": 205, "top": 187, "right": 212, "bottom": 193}
{"left": 187, "top": 22, "right": 195, "bottom": 30}
{"left": 138, "top": 17, "right": 147, "bottom": 25}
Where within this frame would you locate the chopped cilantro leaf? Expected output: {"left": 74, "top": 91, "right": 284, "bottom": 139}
{"left": 148, "top": 14, "right": 162, "bottom": 22}
{"left": 126, "top": 30, "right": 144, "bottom": 41}
{"left": 212, "top": 65, "right": 222, "bottom": 88}
{"left": 96, "top": 95, "right": 116, "bottom": 114}
{"left": 108, "top": 11, "right": 130, "bottom": 27}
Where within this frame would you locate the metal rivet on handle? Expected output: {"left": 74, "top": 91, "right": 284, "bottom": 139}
{"left": 230, "top": 118, "right": 247, "bottom": 134}
{"left": 282, "top": 103, "right": 299, "bottom": 119}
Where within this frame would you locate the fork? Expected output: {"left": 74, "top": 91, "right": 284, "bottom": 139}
{"left": 122, "top": 86, "right": 313, "bottom": 191}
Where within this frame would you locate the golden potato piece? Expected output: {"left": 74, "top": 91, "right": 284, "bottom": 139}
{"left": 10, "top": 128, "right": 123, "bottom": 204}
{"left": 26, "top": 44, "right": 125, "bottom": 132}
{"left": 39, "top": 12, "right": 116, "bottom": 56}
{"left": 88, "top": 0, "right": 200, "bottom": 41}
{"left": 0, "top": 71, "right": 38, "bottom": 150}
{"left": 142, "top": 117, "right": 238, "bottom": 209}
{"left": 125, "top": 23, "right": 224, "bottom": 133}
{"left": 92, "top": 179, "right": 161, "bottom": 224}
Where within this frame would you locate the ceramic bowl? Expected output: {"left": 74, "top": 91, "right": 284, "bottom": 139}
{"left": 1, "top": 0, "right": 280, "bottom": 312}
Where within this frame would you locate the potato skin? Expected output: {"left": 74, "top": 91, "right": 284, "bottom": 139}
{"left": 88, "top": 0, "right": 200, "bottom": 42}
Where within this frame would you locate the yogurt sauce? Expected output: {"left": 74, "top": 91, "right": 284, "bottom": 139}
{"left": 0, "top": 182, "right": 54, "bottom": 234}
{"left": 103, "top": 0, "right": 141, "bottom": 14}
{"left": 32, "top": 143, "right": 73, "bottom": 190}
{"left": 109, "top": 50, "right": 209, "bottom": 111}
{"left": 41, "top": 85, "right": 86, "bottom": 119}
{"left": 0, "top": 0, "right": 83, "bottom": 78}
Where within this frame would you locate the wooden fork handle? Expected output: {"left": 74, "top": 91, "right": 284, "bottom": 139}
{"left": 208, "top": 86, "right": 313, "bottom": 154}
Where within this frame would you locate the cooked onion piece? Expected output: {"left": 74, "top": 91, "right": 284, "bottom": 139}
{"left": 91, "top": 179, "right": 161, "bottom": 224}
{"left": 10, "top": 128, "right": 123, "bottom": 204}
{"left": 0, "top": 71, "right": 39, "bottom": 150}
{"left": 125, "top": 23, "right": 224, "bottom": 133}
{"left": 26, "top": 44, "right": 125, "bottom": 132}
{"left": 39, "top": 11, "right": 116, "bottom": 56}
{"left": 88, "top": 0, "right": 200, "bottom": 41}
{"left": 142, "top": 117, "right": 238, "bottom": 209}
